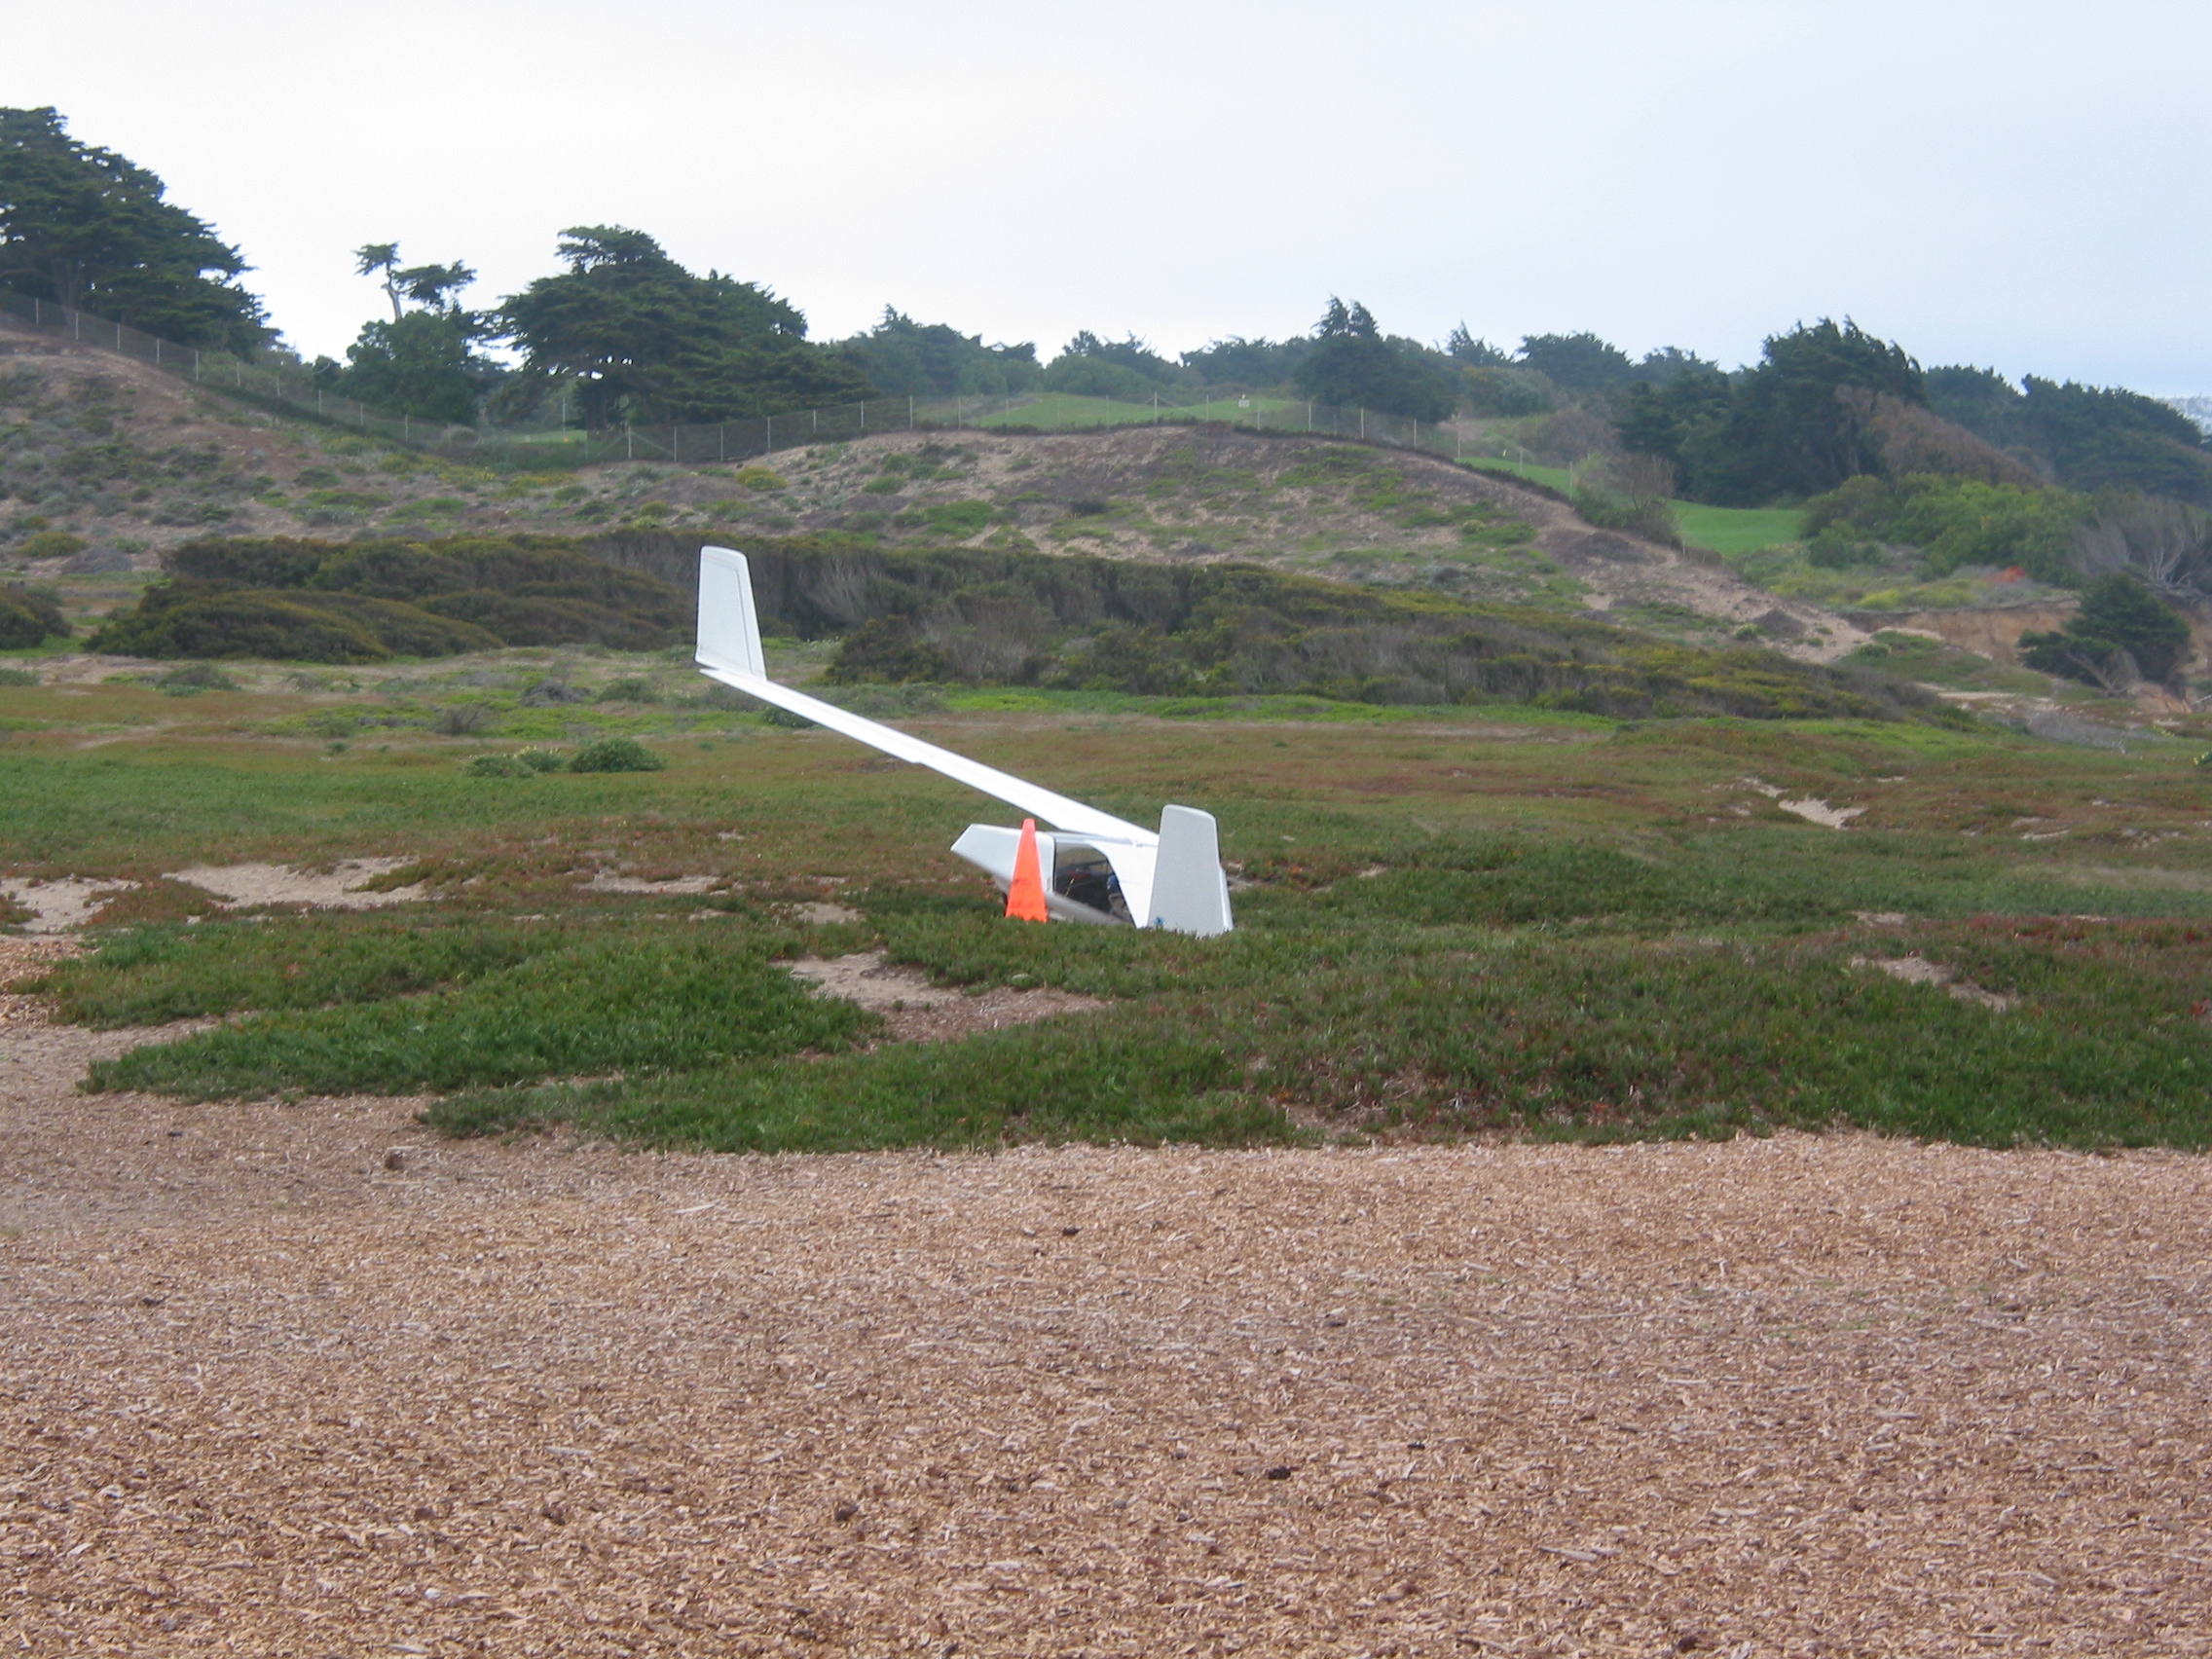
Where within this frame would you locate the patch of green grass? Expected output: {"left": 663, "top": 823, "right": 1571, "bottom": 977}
{"left": 1463, "top": 463, "right": 1802, "bottom": 556}
{"left": 86, "top": 931, "right": 873, "bottom": 1098}
{"left": 973, "top": 395, "right": 1300, "bottom": 431}
{"left": 935, "top": 686, "right": 1484, "bottom": 723}
{"left": 17, "top": 916, "right": 576, "bottom": 1027}
{"left": 1673, "top": 502, "right": 1805, "bottom": 557}
{"left": 427, "top": 1020, "right": 1278, "bottom": 1151}
{"left": 16, "top": 667, "right": 2212, "bottom": 1153}
{"left": 424, "top": 911, "right": 2212, "bottom": 1153}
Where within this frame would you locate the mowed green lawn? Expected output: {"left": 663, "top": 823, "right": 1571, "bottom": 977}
{"left": 1674, "top": 501, "right": 1807, "bottom": 556}
{"left": 1464, "top": 460, "right": 1805, "bottom": 555}
{"left": 9, "top": 670, "right": 2212, "bottom": 1154}
{"left": 972, "top": 393, "right": 1303, "bottom": 430}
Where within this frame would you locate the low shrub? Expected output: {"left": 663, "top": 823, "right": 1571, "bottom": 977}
{"left": 17, "top": 531, "right": 88, "bottom": 561}
{"left": 514, "top": 747, "right": 567, "bottom": 773}
{"left": 435, "top": 704, "right": 493, "bottom": 736}
{"left": 85, "top": 534, "right": 690, "bottom": 662}
{"left": 736, "top": 466, "right": 788, "bottom": 491}
{"left": 0, "top": 583, "right": 70, "bottom": 647}
{"left": 89, "top": 588, "right": 387, "bottom": 662}
{"left": 157, "top": 664, "right": 242, "bottom": 695}
{"left": 1803, "top": 474, "right": 2088, "bottom": 583}
{"left": 567, "top": 735, "right": 666, "bottom": 773}
{"left": 462, "top": 753, "right": 525, "bottom": 778}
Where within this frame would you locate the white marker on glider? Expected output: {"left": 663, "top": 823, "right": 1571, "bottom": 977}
{"left": 693, "top": 546, "right": 1234, "bottom": 936}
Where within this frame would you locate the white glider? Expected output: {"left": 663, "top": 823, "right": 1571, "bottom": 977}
{"left": 693, "top": 546, "right": 1234, "bottom": 936}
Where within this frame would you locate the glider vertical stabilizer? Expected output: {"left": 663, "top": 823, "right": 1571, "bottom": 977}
{"left": 693, "top": 546, "right": 1233, "bottom": 935}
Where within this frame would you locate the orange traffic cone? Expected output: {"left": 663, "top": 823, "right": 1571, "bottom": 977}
{"left": 1005, "top": 819, "right": 1050, "bottom": 923}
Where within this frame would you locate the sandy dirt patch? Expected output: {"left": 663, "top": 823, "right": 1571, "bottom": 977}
{"left": 1778, "top": 797, "right": 1866, "bottom": 830}
{"left": 1732, "top": 777, "right": 1865, "bottom": 830}
{"left": 782, "top": 901, "right": 863, "bottom": 925}
{"left": 1, "top": 950, "right": 2206, "bottom": 1655}
{"left": 580, "top": 872, "right": 721, "bottom": 896}
{"left": 0, "top": 876, "right": 138, "bottom": 933}
{"left": 790, "top": 948, "right": 1106, "bottom": 1042}
{"left": 166, "top": 858, "right": 427, "bottom": 909}
{"left": 1853, "top": 952, "right": 2020, "bottom": 1013}
{"left": 2, "top": 939, "right": 221, "bottom": 1181}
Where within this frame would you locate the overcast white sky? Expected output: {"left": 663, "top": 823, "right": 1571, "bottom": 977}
{"left": 6, "top": 1, "right": 2208, "bottom": 390}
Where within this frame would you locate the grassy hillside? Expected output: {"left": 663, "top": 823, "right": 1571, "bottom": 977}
{"left": 0, "top": 329, "right": 1799, "bottom": 617}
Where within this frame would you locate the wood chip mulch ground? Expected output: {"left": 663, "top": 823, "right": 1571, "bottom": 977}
{"left": 3, "top": 935, "right": 2209, "bottom": 1656}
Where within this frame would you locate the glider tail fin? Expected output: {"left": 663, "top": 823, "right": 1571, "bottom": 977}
{"left": 1149, "top": 805, "right": 1234, "bottom": 937}
{"left": 697, "top": 545, "right": 767, "bottom": 679}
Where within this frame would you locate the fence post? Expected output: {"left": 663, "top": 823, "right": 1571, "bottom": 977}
{"left": 812, "top": 408, "right": 818, "bottom": 434}
{"left": 908, "top": 395, "right": 914, "bottom": 429}
{"left": 718, "top": 424, "right": 726, "bottom": 462}
{"left": 765, "top": 415, "right": 772, "bottom": 452}
{"left": 154, "top": 339, "right": 161, "bottom": 368}
{"left": 1359, "top": 408, "right": 1366, "bottom": 440}
{"left": 860, "top": 403, "right": 866, "bottom": 433}
{"left": 673, "top": 425, "right": 681, "bottom": 463}
{"left": 626, "top": 424, "right": 634, "bottom": 461}
{"left": 193, "top": 350, "right": 200, "bottom": 381}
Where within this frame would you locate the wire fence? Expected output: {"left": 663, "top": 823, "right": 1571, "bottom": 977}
{"left": 1, "top": 284, "right": 1495, "bottom": 475}
{"left": 0, "top": 284, "right": 490, "bottom": 449}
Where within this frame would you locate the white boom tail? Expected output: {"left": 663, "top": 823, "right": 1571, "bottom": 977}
{"left": 694, "top": 546, "right": 1232, "bottom": 936}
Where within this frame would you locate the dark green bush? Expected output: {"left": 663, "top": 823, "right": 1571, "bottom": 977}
{"left": 157, "top": 664, "right": 241, "bottom": 694}
{"left": 416, "top": 589, "right": 669, "bottom": 650}
{"left": 87, "top": 534, "right": 690, "bottom": 661}
{"left": 0, "top": 583, "right": 69, "bottom": 646}
{"left": 568, "top": 735, "right": 666, "bottom": 772}
{"left": 1804, "top": 525, "right": 1883, "bottom": 569}
{"left": 1802, "top": 474, "right": 2087, "bottom": 581}
{"left": 17, "top": 531, "right": 88, "bottom": 561}
{"left": 2021, "top": 573, "right": 2193, "bottom": 686}
{"left": 88, "top": 588, "right": 388, "bottom": 662}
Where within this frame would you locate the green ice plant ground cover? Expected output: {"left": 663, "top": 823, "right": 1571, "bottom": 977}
{"left": 11, "top": 677, "right": 2212, "bottom": 1153}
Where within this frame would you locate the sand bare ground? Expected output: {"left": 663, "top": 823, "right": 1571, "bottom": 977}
{"left": 790, "top": 950, "right": 1106, "bottom": 1043}
{"left": 163, "top": 860, "right": 429, "bottom": 911}
{"left": 2, "top": 945, "right": 2208, "bottom": 1656}
{"left": 0, "top": 879, "right": 138, "bottom": 935}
